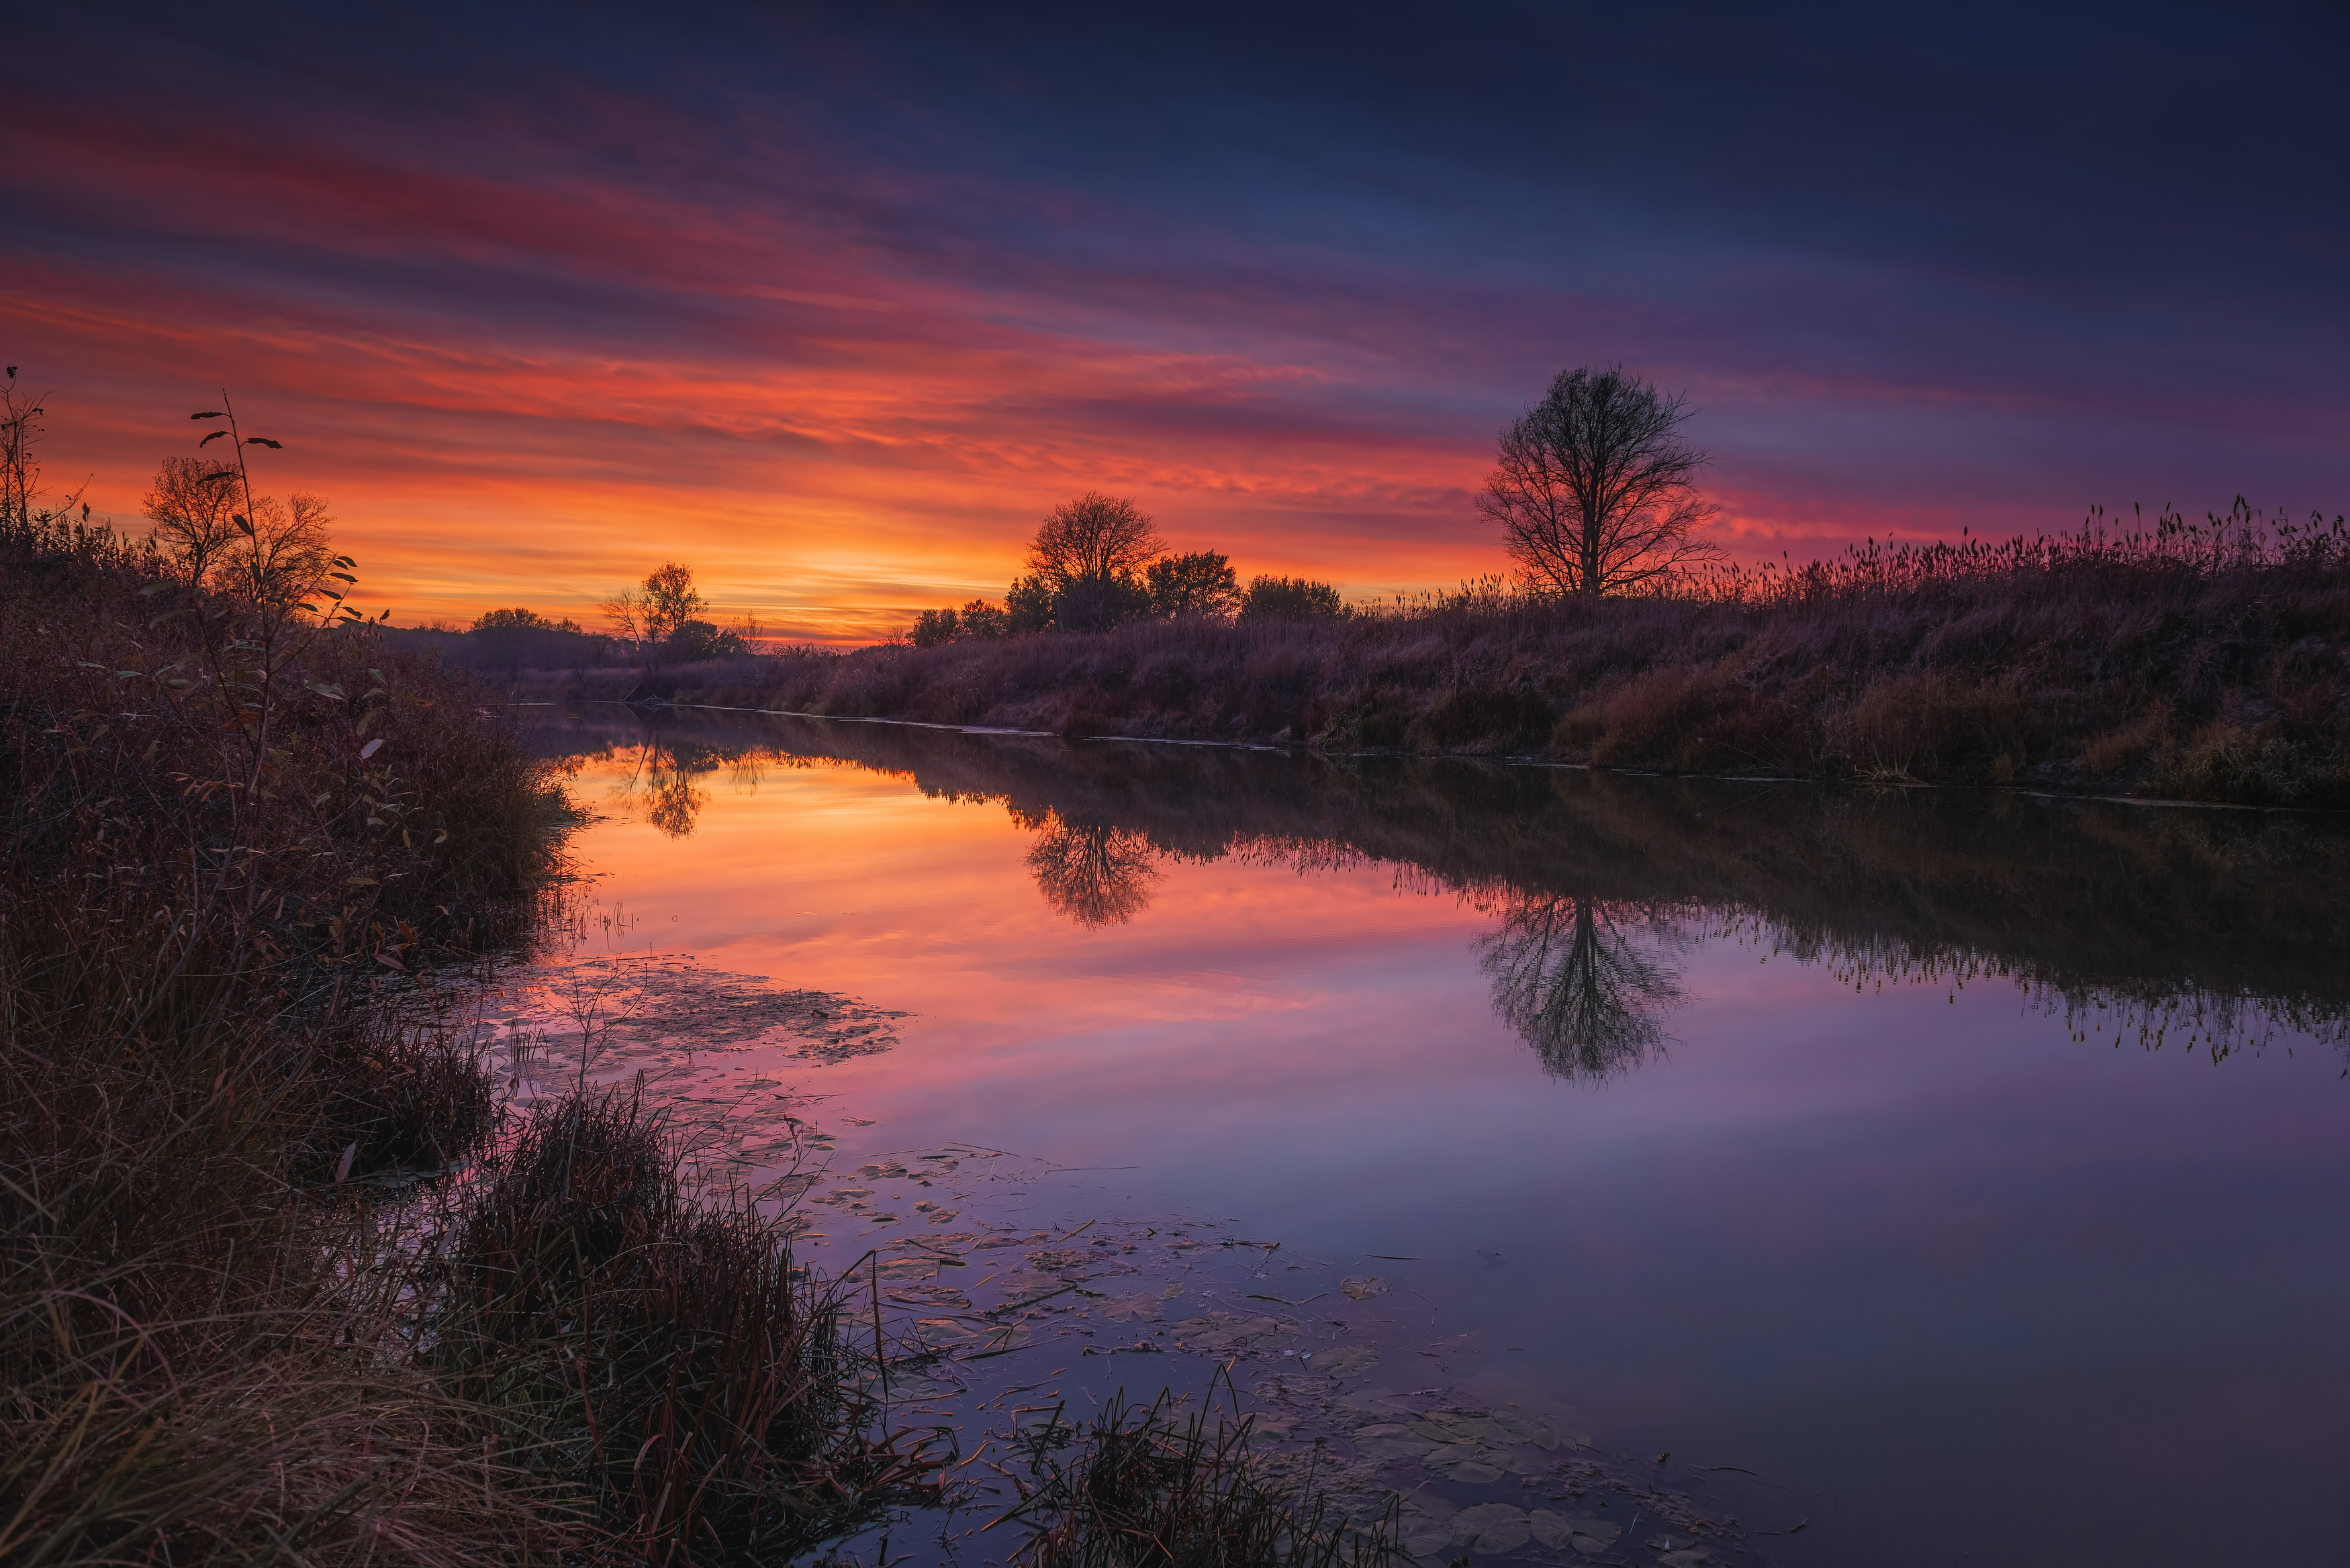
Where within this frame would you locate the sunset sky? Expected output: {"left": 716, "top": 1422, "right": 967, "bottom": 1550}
{"left": 7, "top": 2, "right": 2341, "bottom": 642}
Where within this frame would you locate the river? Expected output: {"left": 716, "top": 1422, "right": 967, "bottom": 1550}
{"left": 485, "top": 706, "right": 2350, "bottom": 1567}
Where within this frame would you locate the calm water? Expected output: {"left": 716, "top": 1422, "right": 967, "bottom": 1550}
{"left": 508, "top": 707, "right": 2350, "bottom": 1567}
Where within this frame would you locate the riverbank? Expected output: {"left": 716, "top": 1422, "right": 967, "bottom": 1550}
{"left": 0, "top": 505, "right": 953, "bottom": 1563}
{"left": 544, "top": 511, "right": 2349, "bottom": 807}
{"left": 0, "top": 508, "right": 1386, "bottom": 1566}
{"left": 0, "top": 503, "right": 590, "bottom": 1561}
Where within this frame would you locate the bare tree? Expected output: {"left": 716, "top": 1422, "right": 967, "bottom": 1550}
{"left": 144, "top": 456, "right": 244, "bottom": 586}
{"left": 1478, "top": 364, "right": 1720, "bottom": 596}
{"left": 225, "top": 491, "right": 334, "bottom": 606}
{"left": 1026, "top": 493, "right": 1163, "bottom": 631}
{"left": 602, "top": 561, "right": 707, "bottom": 674}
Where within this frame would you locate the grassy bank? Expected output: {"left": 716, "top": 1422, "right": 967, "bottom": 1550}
{"left": 601, "top": 505, "right": 2349, "bottom": 807}
{"left": 0, "top": 503, "right": 955, "bottom": 1564}
{"left": 0, "top": 500, "right": 557, "bottom": 1562}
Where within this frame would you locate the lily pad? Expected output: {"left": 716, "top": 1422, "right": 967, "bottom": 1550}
{"left": 1532, "top": 1513, "right": 1619, "bottom": 1553}
{"left": 885, "top": 1284, "right": 970, "bottom": 1308}
{"left": 1339, "top": 1275, "right": 1390, "bottom": 1300}
{"left": 1487, "top": 1405, "right": 1587, "bottom": 1449}
{"left": 1431, "top": 1457, "right": 1507, "bottom": 1483}
{"left": 1099, "top": 1291, "right": 1165, "bottom": 1323}
{"left": 1399, "top": 1520, "right": 1457, "bottom": 1559}
{"left": 913, "top": 1318, "right": 978, "bottom": 1344}
{"left": 1451, "top": 1503, "right": 1530, "bottom": 1553}
{"left": 1316, "top": 1344, "right": 1380, "bottom": 1377}
{"left": 1170, "top": 1314, "right": 1297, "bottom": 1352}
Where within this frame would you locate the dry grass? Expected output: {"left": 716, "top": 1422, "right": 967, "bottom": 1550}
{"left": 431, "top": 1086, "right": 943, "bottom": 1565}
{"left": 0, "top": 503, "right": 571, "bottom": 1565}
{"left": 616, "top": 502, "right": 2348, "bottom": 803}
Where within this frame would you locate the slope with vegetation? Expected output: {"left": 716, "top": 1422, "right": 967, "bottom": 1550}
{"left": 616, "top": 501, "right": 2348, "bottom": 807}
{"left": 0, "top": 379, "right": 945, "bottom": 1565}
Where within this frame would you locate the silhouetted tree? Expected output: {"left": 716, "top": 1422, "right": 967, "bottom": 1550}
{"left": 142, "top": 454, "right": 332, "bottom": 604}
{"left": 910, "top": 607, "right": 961, "bottom": 647}
{"left": 0, "top": 367, "right": 83, "bottom": 534}
{"left": 910, "top": 597, "right": 1013, "bottom": 646}
{"left": 1237, "top": 575, "right": 1344, "bottom": 620}
{"left": 1476, "top": 894, "right": 1682, "bottom": 1079}
{"left": 473, "top": 607, "right": 583, "bottom": 632}
{"left": 1146, "top": 550, "right": 1241, "bottom": 618}
{"left": 957, "top": 599, "right": 1010, "bottom": 639}
{"left": 1480, "top": 364, "right": 1720, "bottom": 597}
{"left": 222, "top": 491, "right": 336, "bottom": 609}
{"left": 1025, "top": 815, "right": 1161, "bottom": 927}
{"left": 603, "top": 562, "right": 706, "bottom": 675}
{"left": 1025, "top": 493, "right": 1164, "bottom": 632}
{"left": 143, "top": 455, "right": 243, "bottom": 587}
{"left": 663, "top": 618, "right": 746, "bottom": 662}
{"left": 1006, "top": 574, "right": 1056, "bottom": 634}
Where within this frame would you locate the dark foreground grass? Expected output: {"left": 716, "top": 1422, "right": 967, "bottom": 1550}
{"left": 1002, "top": 1387, "right": 1396, "bottom": 1568}
{"left": 434, "top": 1085, "right": 942, "bottom": 1565}
{"left": 1, "top": 505, "right": 573, "bottom": 1562}
{"left": 611, "top": 503, "right": 2350, "bottom": 805}
{"left": 0, "top": 505, "right": 949, "bottom": 1565}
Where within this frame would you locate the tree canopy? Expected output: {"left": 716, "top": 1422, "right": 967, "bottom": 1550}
{"left": 1025, "top": 493, "right": 1162, "bottom": 632}
{"left": 1145, "top": 551, "right": 1240, "bottom": 618}
{"left": 1478, "top": 364, "right": 1720, "bottom": 596}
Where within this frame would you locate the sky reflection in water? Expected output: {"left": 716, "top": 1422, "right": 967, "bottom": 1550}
{"left": 523, "top": 708, "right": 2350, "bottom": 1566}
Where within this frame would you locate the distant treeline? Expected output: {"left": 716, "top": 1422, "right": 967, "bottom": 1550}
{"left": 908, "top": 493, "right": 1343, "bottom": 646}
{"left": 557, "top": 500, "right": 2350, "bottom": 809}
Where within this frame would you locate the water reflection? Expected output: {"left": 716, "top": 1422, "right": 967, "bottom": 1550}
{"left": 1017, "top": 811, "right": 1162, "bottom": 928}
{"left": 591, "top": 734, "right": 732, "bottom": 838}
{"left": 1476, "top": 895, "right": 1684, "bottom": 1080}
{"left": 528, "top": 710, "right": 2350, "bottom": 1072}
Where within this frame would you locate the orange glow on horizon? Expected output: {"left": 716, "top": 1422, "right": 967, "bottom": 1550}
{"left": 1, "top": 87, "right": 2073, "bottom": 645}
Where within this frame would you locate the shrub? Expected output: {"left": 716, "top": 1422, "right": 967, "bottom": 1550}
{"left": 2154, "top": 721, "right": 2314, "bottom": 805}
{"left": 1842, "top": 673, "right": 2041, "bottom": 783}
{"left": 651, "top": 499, "right": 2346, "bottom": 801}
{"left": 1, "top": 407, "right": 576, "bottom": 1565}
{"left": 2079, "top": 710, "right": 2170, "bottom": 778}
{"left": 1238, "top": 575, "right": 1344, "bottom": 620}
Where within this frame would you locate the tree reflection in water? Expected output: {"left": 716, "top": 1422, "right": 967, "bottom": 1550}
{"left": 609, "top": 736, "right": 716, "bottom": 838}
{"left": 525, "top": 710, "right": 2350, "bottom": 1074}
{"left": 1023, "top": 813, "right": 1162, "bottom": 928}
{"left": 1476, "top": 895, "right": 1685, "bottom": 1081}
